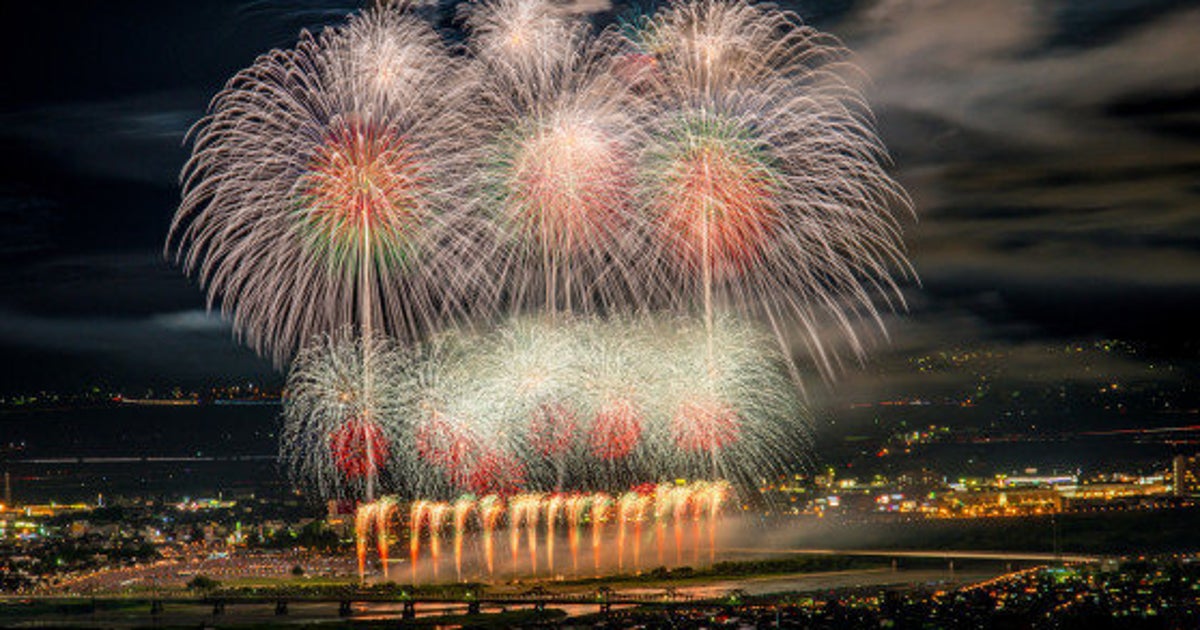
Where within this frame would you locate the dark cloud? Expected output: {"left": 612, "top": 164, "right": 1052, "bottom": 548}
{"left": 0, "top": 307, "right": 276, "bottom": 394}
{"left": 1045, "top": 0, "right": 1196, "bottom": 50}
{"left": 856, "top": 1, "right": 1200, "bottom": 145}
{"left": 0, "top": 192, "right": 60, "bottom": 257}
{"left": 0, "top": 252, "right": 198, "bottom": 319}
{"left": 1, "top": 92, "right": 198, "bottom": 186}
{"left": 839, "top": 0, "right": 1200, "bottom": 366}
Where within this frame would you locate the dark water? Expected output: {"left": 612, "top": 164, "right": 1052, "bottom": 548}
{"left": 4, "top": 457, "right": 285, "bottom": 504}
{"left": 0, "top": 404, "right": 286, "bottom": 503}
{"left": 0, "top": 404, "right": 1188, "bottom": 503}
{"left": 0, "top": 404, "right": 279, "bottom": 457}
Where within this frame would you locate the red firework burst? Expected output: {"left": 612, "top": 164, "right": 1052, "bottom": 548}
{"left": 528, "top": 402, "right": 578, "bottom": 457}
{"left": 329, "top": 415, "right": 390, "bottom": 479}
{"left": 671, "top": 398, "right": 740, "bottom": 453}
{"left": 510, "top": 122, "right": 632, "bottom": 251}
{"left": 414, "top": 413, "right": 477, "bottom": 480}
{"left": 466, "top": 450, "right": 527, "bottom": 496}
{"left": 300, "top": 119, "right": 427, "bottom": 247}
{"left": 657, "top": 142, "right": 778, "bottom": 277}
{"left": 588, "top": 398, "right": 643, "bottom": 460}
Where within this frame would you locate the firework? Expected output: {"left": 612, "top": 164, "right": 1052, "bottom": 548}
{"left": 656, "top": 316, "right": 807, "bottom": 487}
{"left": 466, "top": 450, "right": 529, "bottom": 496}
{"left": 354, "top": 503, "right": 374, "bottom": 579}
{"left": 573, "top": 317, "right": 663, "bottom": 486}
{"left": 375, "top": 497, "right": 398, "bottom": 579}
{"left": 177, "top": 0, "right": 914, "bottom": 510}
{"left": 479, "top": 495, "right": 504, "bottom": 576}
{"left": 168, "top": 5, "right": 482, "bottom": 365}
{"left": 281, "top": 331, "right": 408, "bottom": 500}
{"left": 173, "top": 0, "right": 911, "bottom": 372}
{"left": 282, "top": 315, "right": 803, "bottom": 499}
{"left": 400, "top": 334, "right": 528, "bottom": 497}
{"left": 373, "top": 314, "right": 804, "bottom": 497}
{"left": 463, "top": 0, "right": 658, "bottom": 317}
{"left": 628, "top": 0, "right": 913, "bottom": 377}
{"left": 460, "top": 0, "right": 581, "bottom": 84}
{"left": 465, "top": 319, "right": 586, "bottom": 491}
{"left": 452, "top": 496, "right": 474, "bottom": 581}
{"left": 671, "top": 398, "right": 740, "bottom": 452}
{"left": 588, "top": 397, "right": 643, "bottom": 461}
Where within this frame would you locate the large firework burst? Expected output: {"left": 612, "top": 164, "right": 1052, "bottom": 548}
{"left": 168, "top": 7, "right": 480, "bottom": 365}
{"left": 396, "top": 333, "right": 532, "bottom": 498}
{"left": 464, "top": 0, "right": 658, "bottom": 317}
{"left": 654, "top": 316, "right": 808, "bottom": 489}
{"left": 628, "top": 0, "right": 913, "bottom": 378}
{"left": 179, "top": 0, "right": 914, "bottom": 504}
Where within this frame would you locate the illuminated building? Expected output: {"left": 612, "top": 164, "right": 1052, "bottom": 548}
{"left": 940, "top": 489, "right": 1062, "bottom": 518}
{"left": 1173, "top": 454, "right": 1200, "bottom": 496}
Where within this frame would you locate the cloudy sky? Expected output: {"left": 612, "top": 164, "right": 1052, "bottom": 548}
{"left": 0, "top": 0, "right": 1197, "bottom": 399}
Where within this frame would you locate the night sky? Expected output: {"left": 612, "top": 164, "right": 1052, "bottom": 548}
{"left": 1, "top": 0, "right": 1197, "bottom": 405}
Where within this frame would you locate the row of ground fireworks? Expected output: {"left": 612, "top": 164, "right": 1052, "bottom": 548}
{"left": 167, "top": 0, "right": 911, "bottom": 500}
{"left": 356, "top": 481, "right": 729, "bottom": 582}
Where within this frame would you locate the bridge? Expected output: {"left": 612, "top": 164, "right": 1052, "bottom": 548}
{"left": 3, "top": 549, "right": 1102, "bottom": 621}
{"left": 2, "top": 588, "right": 709, "bottom": 620}
{"left": 724, "top": 547, "right": 1106, "bottom": 564}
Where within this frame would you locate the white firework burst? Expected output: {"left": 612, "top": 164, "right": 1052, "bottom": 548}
{"left": 281, "top": 331, "right": 409, "bottom": 500}
{"left": 628, "top": 0, "right": 914, "bottom": 379}
{"left": 168, "top": 5, "right": 482, "bottom": 365}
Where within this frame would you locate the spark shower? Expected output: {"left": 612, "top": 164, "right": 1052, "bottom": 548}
{"left": 355, "top": 481, "right": 729, "bottom": 583}
{"left": 166, "top": 0, "right": 911, "bottom": 574}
